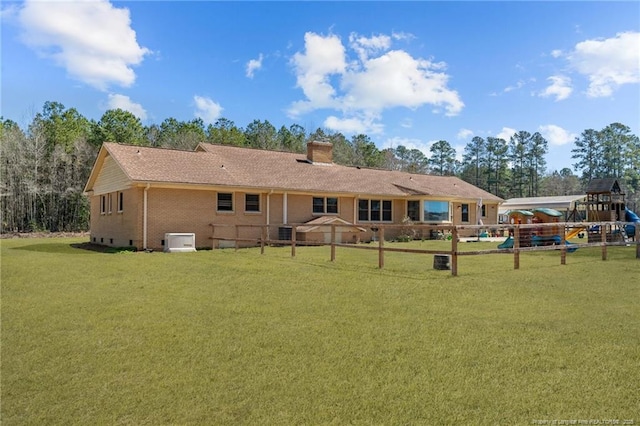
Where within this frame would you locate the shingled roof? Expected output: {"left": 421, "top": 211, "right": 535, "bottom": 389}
{"left": 86, "top": 142, "right": 503, "bottom": 202}
{"left": 585, "top": 178, "right": 625, "bottom": 194}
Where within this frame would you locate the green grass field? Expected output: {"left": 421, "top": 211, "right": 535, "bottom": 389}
{"left": 1, "top": 237, "right": 638, "bottom": 425}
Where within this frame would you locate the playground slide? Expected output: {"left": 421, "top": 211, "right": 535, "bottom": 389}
{"left": 564, "top": 240, "right": 579, "bottom": 253}
{"left": 498, "top": 236, "right": 513, "bottom": 249}
{"left": 497, "top": 235, "right": 577, "bottom": 252}
{"left": 625, "top": 209, "right": 640, "bottom": 237}
{"left": 565, "top": 227, "right": 586, "bottom": 240}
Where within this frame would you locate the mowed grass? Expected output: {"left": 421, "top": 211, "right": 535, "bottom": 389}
{"left": 1, "top": 237, "right": 639, "bottom": 425}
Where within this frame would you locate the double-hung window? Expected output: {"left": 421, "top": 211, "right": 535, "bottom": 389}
{"left": 100, "top": 195, "right": 107, "bottom": 214}
{"left": 312, "top": 197, "right": 338, "bottom": 214}
{"left": 217, "top": 192, "right": 233, "bottom": 212}
{"left": 245, "top": 194, "right": 260, "bottom": 212}
{"left": 461, "top": 204, "right": 469, "bottom": 222}
{"left": 117, "top": 191, "right": 124, "bottom": 212}
{"left": 407, "top": 200, "right": 420, "bottom": 221}
{"left": 358, "top": 199, "right": 392, "bottom": 222}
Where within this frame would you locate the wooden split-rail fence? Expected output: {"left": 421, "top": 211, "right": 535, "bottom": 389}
{"left": 209, "top": 222, "right": 640, "bottom": 276}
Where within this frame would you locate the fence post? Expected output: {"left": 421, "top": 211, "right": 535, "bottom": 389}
{"left": 378, "top": 226, "right": 385, "bottom": 269}
{"left": 451, "top": 226, "right": 458, "bottom": 276}
{"left": 514, "top": 225, "right": 520, "bottom": 270}
{"left": 330, "top": 224, "right": 336, "bottom": 262}
{"left": 291, "top": 225, "right": 296, "bottom": 258}
{"left": 560, "top": 226, "right": 567, "bottom": 265}
{"left": 260, "top": 225, "right": 266, "bottom": 254}
{"left": 601, "top": 223, "right": 607, "bottom": 261}
{"left": 636, "top": 223, "right": 640, "bottom": 259}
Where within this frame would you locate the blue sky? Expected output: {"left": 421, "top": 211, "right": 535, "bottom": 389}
{"left": 2, "top": 1, "right": 639, "bottom": 173}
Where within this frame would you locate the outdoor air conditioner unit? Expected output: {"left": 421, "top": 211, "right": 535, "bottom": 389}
{"left": 164, "top": 233, "right": 196, "bottom": 253}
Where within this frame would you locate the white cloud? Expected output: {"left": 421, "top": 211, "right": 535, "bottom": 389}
{"left": 17, "top": 0, "right": 150, "bottom": 91}
{"left": 324, "top": 114, "right": 384, "bottom": 135}
{"left": 288, "top": 31, "right": 464, "bottom": 135}
{"left": 289, "top": 32, "right": 346, "bottom": 115}
{"left": 341, "top": 50, "right": 463, "bottom": 115}
{"left": 391, "top": 31, "right": 415, "bottom": 42}
{"left": 538, "top": 124, "right": 576, "bottom": 146}
{"left": 457, "top": 128, "right": 473, "bottom": 140}
{"left": 194, "top": 95, "right": 223, "bottom": 124}
{"left": 496, "top": 127, "right": 517, "bottom": 142}
{"left": 246, "top": 54, "right": 263, "bottom": 78}
{"left": 539, "top": 75, "right": 573, "bottom": 101}
{"left": 550, "top": 49, "right": 563, "bottom": 58}
{"left": 107, "top": 94, "right": 147, "bottom": 120}
{"left": 504, "top": 80, "right": 525, "bottom": 93}
{"left": 349, "top": 33, "right": 392, "bottom": 61}
{"left": 567, "top": 31, "right": 640, "bottom": 97}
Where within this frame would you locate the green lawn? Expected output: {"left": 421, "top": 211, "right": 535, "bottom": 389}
{"left": 1, "top": 237, "right": 638, "bottom": 425}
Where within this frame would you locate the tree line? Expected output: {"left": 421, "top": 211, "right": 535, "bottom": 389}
{"left": 1, "top": 101, "right": 638, "bottom": 233}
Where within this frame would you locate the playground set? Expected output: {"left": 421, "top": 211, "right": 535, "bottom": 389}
{"left": 498, "top": 178, "right": 640, "bottom": 250}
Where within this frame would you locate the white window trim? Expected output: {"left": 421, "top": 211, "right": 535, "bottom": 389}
{"left": 358, "top": 199, "right": 392, "bottom": 222}
{"left": 312, "top": 196, "right": 339, "bottom": 215}
{"left": 117, "top": 191, "right": 124, "bottom": 213}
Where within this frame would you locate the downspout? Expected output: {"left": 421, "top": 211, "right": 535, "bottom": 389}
{"left": 266, "top": 190, "right": 273, "bottom": 227}
{"left": 143, "top": 183, "right": 150, "bottom": 250}
{"left": 266, "top": 190, "right": 272, "bottom": 242}
{"left": 283, "top": 192, "right": 288, "bottom": 225}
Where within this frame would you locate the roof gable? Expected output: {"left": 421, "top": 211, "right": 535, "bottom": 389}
{"left": 91, "top": 155, "right": 131, "bottom": 194}
{"left": 297, "top": 216, "right": 366, "bottom": 233}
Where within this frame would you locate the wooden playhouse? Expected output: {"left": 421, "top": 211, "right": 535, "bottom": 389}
{"left": 585, "top": 178, "right": 632, "bottom": 242}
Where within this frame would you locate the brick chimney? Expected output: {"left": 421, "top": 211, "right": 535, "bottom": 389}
{"left": 306, "top": 141, "right": 333, "bottom": 164}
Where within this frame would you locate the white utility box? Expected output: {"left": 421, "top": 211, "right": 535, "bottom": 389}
{"left": 164, "top": 233, "right": 196, "bottom": 252}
